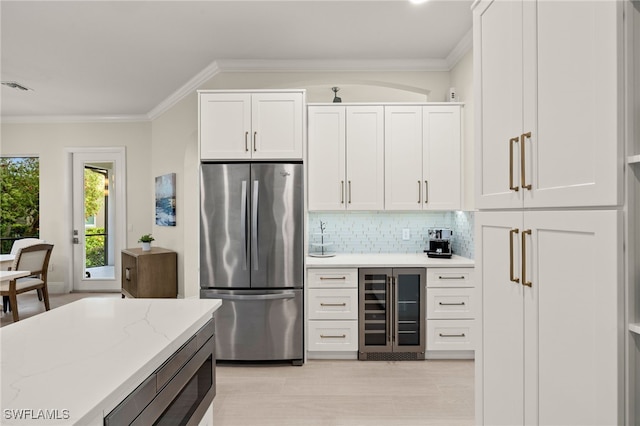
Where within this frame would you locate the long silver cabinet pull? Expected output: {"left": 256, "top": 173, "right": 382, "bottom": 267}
{"left": 424, "top": 180, "right": 429, "bottom": 204}
{"left": 439, "top": 333, "right": 466, "bottom": 338}
{"left": 418, "top": 181, "right": 421, "bottom": 204}
{"left": 438, "top": 302, "right": 466, "bottom": 306}
{"left": 509, "top": 137, "right": 520, "bottom": 191}
{"left": 341, "top": 181, "right": 345, "bottom": 204}
{"left": 245, "top": 131, "right": 249, "bottom": 152}
{"left": 520, "top": 132, "right": 532, "bottom": 190}
{"left": 253, "top": 131, "right": 258, "bottom": 152}
{"left": 252, "top": 180, "right": 259, "bottom": 270}
{"left": 241, "top": 181, "right": 248, "bottom": 270}
{"left": 320, "top": 334, "right": 346, "bottom": 339}
{"left": 348, "top": 181, "right": 352, "bottom": 204}
{"left": 320, "top": 303, "right": 347, "bottom": 307}
{"left": 509, "top": 229, "right": 520, "bottom": 283}
{"left": 522, "top": 229, "right": 532, "bottom": 287}
{"left": 320, "top": 276, "right": 346, "bottom": 280}
{"left": 437, "top": 276, "right": 465, "bottom": 280}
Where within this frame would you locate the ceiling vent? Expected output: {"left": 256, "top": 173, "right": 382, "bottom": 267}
{"left": 2, "top": 81, "right": 32, "bottom": 91}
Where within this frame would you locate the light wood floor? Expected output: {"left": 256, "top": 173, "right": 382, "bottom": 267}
{"left": 1, "top": 293, "right": 475, "bottom": 425}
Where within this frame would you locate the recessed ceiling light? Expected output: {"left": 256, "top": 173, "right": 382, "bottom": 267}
{"left": 409, "top": 0, "right": 429, "bottom": 4}
{"left": 1, "top": 81, "right": 32, "bottom": 91}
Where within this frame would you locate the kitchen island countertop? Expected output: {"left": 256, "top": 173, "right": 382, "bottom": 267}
{"left": 306, "top": 253, "right": 474, "bottom": 268}
{"left": 0, "top": 298, "right": 222, "bottom": 425}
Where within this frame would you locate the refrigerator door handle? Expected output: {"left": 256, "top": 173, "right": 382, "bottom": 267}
{"left": 241, "top": 180, "right": 248, "bottom": 270}
{"left": 252, "top": 179, "right": 259, "bottom": 270}
{"left": 209, "top": 293, "right": 296, "bottom": 301}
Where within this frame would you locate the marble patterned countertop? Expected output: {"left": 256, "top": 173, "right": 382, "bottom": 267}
{"left": 306, "top": 253, "right": 474, "bottom": 268}
{"left": 0, "top": 298, "right": 222, "bottom": 425}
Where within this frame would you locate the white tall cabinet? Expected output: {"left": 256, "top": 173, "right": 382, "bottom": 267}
{"left": 473, "top": 0, "right": 626, "bottom": 424}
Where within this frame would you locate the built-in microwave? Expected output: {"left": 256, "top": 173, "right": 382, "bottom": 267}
{"left": 105, "top": 320, "right": 216, "bottom": 426}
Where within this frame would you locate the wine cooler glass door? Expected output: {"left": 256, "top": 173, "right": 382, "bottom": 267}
{"left": 360, "top": 269, "right": 392, "bottom": 351}
{"left": 394, "top": 268, "right": 426, "bottom": 353}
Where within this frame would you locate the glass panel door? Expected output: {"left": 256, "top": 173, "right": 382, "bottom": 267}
{"left": 393, "top": 268, "right": 426, "bottom": 353}
{"left": 359, "top": 269, "right": 391, "bottom": 350}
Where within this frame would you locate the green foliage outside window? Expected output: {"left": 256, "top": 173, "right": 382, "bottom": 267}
{"left": 85, "top": 227, "right": 106, "bottom": 267}
{"left": 0, "top": 158, "right": 40, "bottom": 253}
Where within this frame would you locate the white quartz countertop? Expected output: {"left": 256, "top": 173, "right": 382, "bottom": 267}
{"left": 0, "top": 298, "right": 222, "bottom": 425}
{"left": 306, "top": 253, "right": 474, "bottom": 268}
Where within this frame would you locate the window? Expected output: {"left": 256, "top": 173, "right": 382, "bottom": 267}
{"left": 0, "top": 157, "right": 40, "bottom": 254}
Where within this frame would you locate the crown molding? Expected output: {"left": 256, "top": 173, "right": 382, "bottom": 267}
{"left": 214, "top": 58, "right": 450, "bottom": 73}
{"left": 147, "top": 61, "right": 222, "bottom": 121}
{"left": 446, "top": 29, "right": 473, "bottom": 69}
{"left": 0, "top": 114, "right": 150, "bottom": 124}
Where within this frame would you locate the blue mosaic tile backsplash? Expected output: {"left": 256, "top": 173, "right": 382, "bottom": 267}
{"left": 308, "top": 211, "right": 474, "bottom": 259}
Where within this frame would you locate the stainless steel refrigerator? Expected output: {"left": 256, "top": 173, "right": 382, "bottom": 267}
{"left": 199, "top": 162, "right": 304, "bottom": 364}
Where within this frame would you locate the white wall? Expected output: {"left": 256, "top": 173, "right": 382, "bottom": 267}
{"left": 450, "top": 49, "right": 474, "bottom": 210}
{"left": 0, "top": 122, "right": 152, "bottom": 291}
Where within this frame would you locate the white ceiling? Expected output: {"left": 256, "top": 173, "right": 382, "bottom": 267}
{"left": 0, "top": 0, "right": 473, "bottom": 121}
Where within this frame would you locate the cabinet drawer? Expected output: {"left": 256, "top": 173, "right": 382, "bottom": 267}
{"left": 308, "top": 268, "right": 358, "bottom": 288}
{"left": 427, "top": 320, "right": 474, "bottom": 351}
{"left": 308, "top": 289, "right": 358, "bottom": 320}
{"left": 308, "top": 320, "right": 358, "bottom": 352}
{"left": 427, "top": 288, "right": 476, "bottom": 319}
{"left": 427, "top": 268, "right": 475, "bottom": 288}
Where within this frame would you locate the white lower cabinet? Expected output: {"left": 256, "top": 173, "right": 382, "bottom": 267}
{"left": 476, "top": 210, "right": 623, "bottom": 425}
{"left": 307, "top": 268, "right": 358, "bottom": 359}
{"left": 426, "top": 267, "right": 476, "bottom": 359}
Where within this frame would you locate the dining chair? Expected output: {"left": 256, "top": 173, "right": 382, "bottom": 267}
{"left": 10, "top": 238, "right": 45, "bottom": 255}
{"left": 1, "top": 243, "right": 54, "bottom": 322}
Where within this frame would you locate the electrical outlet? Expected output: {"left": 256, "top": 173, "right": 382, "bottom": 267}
{"left": 402, "top": 228, "right": 410, "bottom": 240}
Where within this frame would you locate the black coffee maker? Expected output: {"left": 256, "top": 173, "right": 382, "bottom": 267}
{"left": 425, "top": 228, "right": 453, "bottom": 258}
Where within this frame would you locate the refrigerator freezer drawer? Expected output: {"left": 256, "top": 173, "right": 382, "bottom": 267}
{"left": 201, "top": 289, "right": 303, "bottom": 362}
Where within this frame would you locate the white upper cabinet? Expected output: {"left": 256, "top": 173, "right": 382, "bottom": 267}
{"left": 385, "top": 105, "right": 462, "bottom": 211}
{"left": 199, "top": 91, "right": 303, "bottom": 160}
{"left": 307, "top": 106, "right": 346, "bottom": 211}
{"left": 475, "top": 0, "right": 622, "bottom": 209}
{"left": 307, "top": 105, "right": 384, "bottom": 211}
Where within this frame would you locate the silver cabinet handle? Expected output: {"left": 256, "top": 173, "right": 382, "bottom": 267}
{"left": 437, "top": 276, "right": 465, "bottom": 280}
{"left": 424, "top": 180, "right": 429, "bottom": 204}
{"left": 348, "top": 181, "right": 352, "bottom": 204}
{"left": 418, "top": 181, "right": 421, "bottom": 204}
{"left": 253, "top": 131, "right": 258, "bottom": 152}
{"left": 439, "top": 333, "right": 466, "bottom": 338}
{"left": 341, "top": 181, "right": 345, "bottom": 204}
{"left": 210, "top": 292, "right": 296, "bottom": 301}
{"left": 320, "top": 303, "right": 347, "bottom": 307}
{"left": 245, "top": 131, "right": 249, "bottom": 152}
{"left": 320, "top": 334, "right": 346, "bottom": 339}
{"left": 320, "top": 276, "right": 346, "bottom": 280}
{"left": 438, "top": 302, "right": 466, "bottom": 306}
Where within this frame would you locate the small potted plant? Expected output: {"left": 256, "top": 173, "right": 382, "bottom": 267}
{"left": 138, "top": 234, "right": 154, "bottom": 251}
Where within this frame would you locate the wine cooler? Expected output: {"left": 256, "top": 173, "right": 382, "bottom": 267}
{"left": 358, "top": 268, "right": 426, "bottom": 360}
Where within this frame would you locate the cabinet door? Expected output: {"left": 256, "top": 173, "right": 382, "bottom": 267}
{"left": 423, "top": 106, "right": 461, "bottom": 210}
{"left": 475, "top": 210, "right": 524, "bottom": 425}
{"left": 524, "top": 1, "right": 622, "bottom": 208}
{"left": 251, "top": 92, "right": 303, "bottom": 160}
{"left": 199, "top": 93, "right": 252, "bottom": 160}
{"left": 384, "top": 106, "right": 423, "bottom": 210}
{"left": 523, "top": 210, "right": 622, "bottom": 425}
{"left": 346, "top": 106, "right": 384, "bottom": 210}
{"left": 308, "top": 106, "right": 346, "bottom": 210}
{"left": 474, "top": 0, "right": 524, "bottom": 210}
